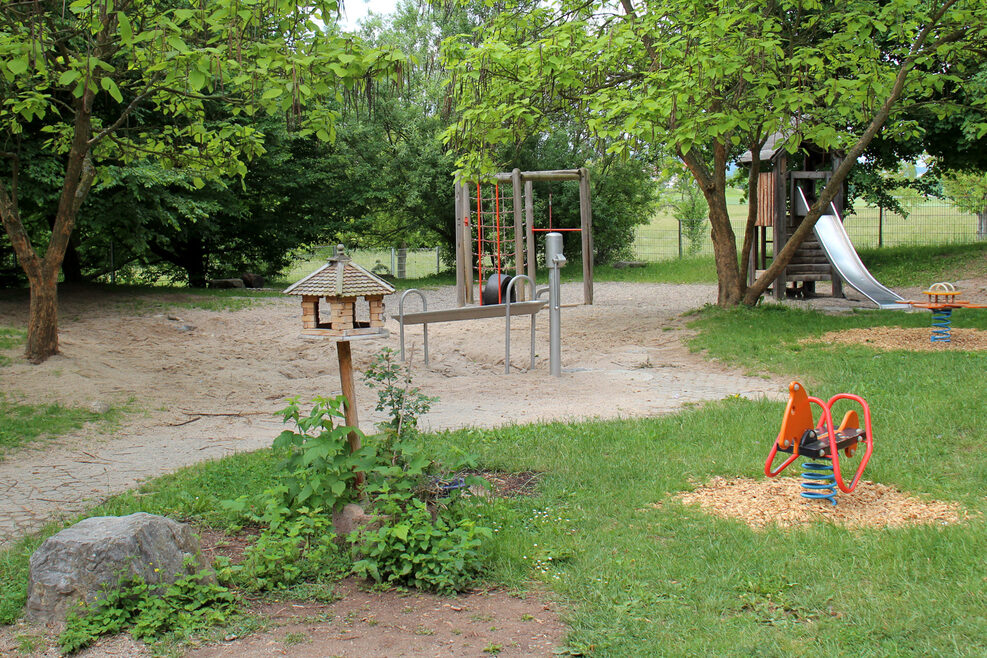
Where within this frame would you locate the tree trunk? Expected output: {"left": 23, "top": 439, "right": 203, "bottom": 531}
{"left": 978, "top": 210, "right": 986, "bottom": 241}
{"left": 26, "top": 270, "right": 59, "bottom": 363}
{"left": 708, "top": 198, "right": 743, "bottom": 305}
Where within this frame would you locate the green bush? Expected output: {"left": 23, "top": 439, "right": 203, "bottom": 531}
{"left": 59, "top": 569, "right": 237, "bottom": 654}
{"left": 351, "top": 490, "right": 492, "bottom": 594}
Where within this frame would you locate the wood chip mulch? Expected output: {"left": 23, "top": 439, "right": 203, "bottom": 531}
{"left": 674, "top": 476, "right": 971, "bottom": 530}
{"left": 808, "top": 326, "right": 987, "bottom": 352}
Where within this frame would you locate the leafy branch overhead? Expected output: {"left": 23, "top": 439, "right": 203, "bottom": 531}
{"left": 0, "top": 0, "right": 410, "bottom": 362}
{"left": 441, "top": 0, "right": 987, "bottom": 305}
{"left": 1, "top": 0, "right": 409, "bottom": 183}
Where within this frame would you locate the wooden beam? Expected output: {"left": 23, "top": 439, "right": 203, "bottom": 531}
{"left": 396, "top": 300, "right": 546, "bottom": 326}
{"left": 525, "top": 180, "right": 536, "bottom": 285}
{"left": 455, "top": 180, "right": 465, "bottom": 307}
{"left": 511, "top": 169, "right": 525, "bottom": 298}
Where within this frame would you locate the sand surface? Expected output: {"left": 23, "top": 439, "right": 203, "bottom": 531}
{"left": 0, "top": 281, "right": 787, "bottom": 543}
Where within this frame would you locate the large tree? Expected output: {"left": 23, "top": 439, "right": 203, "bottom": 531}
{"left": 0, "top": 0, "right": 404, "bottom": 362}
{"left": 442, "top": 0, "right": 987, "bottom": 305}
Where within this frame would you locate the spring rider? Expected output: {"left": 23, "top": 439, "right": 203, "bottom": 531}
{"left": 764, "top": 382, "right": 874, "bottom": 506}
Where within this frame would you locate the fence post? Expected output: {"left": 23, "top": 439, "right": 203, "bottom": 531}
{"left": 390, "top": 248, "right": 396, "bottom": 276}
{"left": 435, "top": 245, "right": 441, "bottom": 275}
{"left": 677, "top": 220, "right": 683, "bottom": 259}
{"left": 878, "top": 205, "right": 884, "bottom": 248}
{"left": 397, "top": 244, "right": 407, "bottom": 279}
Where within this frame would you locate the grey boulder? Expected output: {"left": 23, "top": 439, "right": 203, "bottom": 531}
{"left": 25, "top": 513, "right": 207, "bottom": 624}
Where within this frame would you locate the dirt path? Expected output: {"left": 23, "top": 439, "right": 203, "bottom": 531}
{"left": 0, "top": 281, "right": 786, "bottom": 545}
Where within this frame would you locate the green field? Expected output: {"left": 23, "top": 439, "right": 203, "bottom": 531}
{"left": 631, "top": 191, "right": 980, "bottom": 262}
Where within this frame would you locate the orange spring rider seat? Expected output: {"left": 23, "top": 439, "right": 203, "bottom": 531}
{"left": 764, "top": 382, "right": 874, "bottom": 506}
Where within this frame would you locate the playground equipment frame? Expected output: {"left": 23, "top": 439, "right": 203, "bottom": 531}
{"left": 454, "top": 168, "right": 594, "bottom": 307}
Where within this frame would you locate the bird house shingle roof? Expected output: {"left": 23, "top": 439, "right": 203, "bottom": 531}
{"left": 283, "top": 245, "right": 395, "bottom": 298}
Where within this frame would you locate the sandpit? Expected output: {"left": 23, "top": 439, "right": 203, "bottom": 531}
{"left": 676, "top": 476, "right": 970, "bottom": 530}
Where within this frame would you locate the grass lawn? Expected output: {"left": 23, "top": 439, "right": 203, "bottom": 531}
{"left": 1, "top": 246, "right": 985, "bottom": 654}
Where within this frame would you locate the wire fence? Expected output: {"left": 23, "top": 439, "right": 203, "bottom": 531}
{"left": 348, "top": 247, "right": 444, "bottom": 279}
{"left": 336, "top": 197, "right": 983, "bottom": 277}
{"left": 630, "top": 195, "right": 984, "bottom": 262}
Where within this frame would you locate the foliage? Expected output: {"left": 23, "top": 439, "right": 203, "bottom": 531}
{"left": 364, "top": 348, "right": 437, "bottom": 441}
{"left": 0, "top": 0, "right": 406, "bottom": 360}
{"left": 224, "top": 507, "right": 346, "bottom": 591}
{"left": 59, "top": 569, "right": 237, "bottom": 654}
{"left": 663, "top": 172, "right": 709, "bottom": 256}
{"left": 350, "top": 489, "right": 492, "bottom": 594}
{"left": 442, "top": 0, "right": 987, "bottom": 305}
{"left": 225, "top": 396, "right": 373, "bottom": 519}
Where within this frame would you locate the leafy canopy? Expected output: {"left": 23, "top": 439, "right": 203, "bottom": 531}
{"left": 442, "top": 0, "right": 986, "bottom": 176}
{"left": 0, "top": 0, "right": 408, "bottom": 186}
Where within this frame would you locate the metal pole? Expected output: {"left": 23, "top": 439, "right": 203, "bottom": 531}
{"left": 545, "top": 232, "right": 566, "bottom": 377}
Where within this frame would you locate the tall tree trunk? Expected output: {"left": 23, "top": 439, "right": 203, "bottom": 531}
{"left": 681, "top": 141, "right": 744, "bottom": 306}
{"left": 26, "top": 270, "right": 59, "bottom": 361}
{"left": 0, "top": 95, "right": 95, "bottom": 362}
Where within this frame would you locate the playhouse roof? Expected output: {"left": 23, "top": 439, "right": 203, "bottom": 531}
{"left": 283, "top": 245, "right": 395, "bottom": 298}
{"left": 738, "top": 131, "right": 790, "bottom": 164}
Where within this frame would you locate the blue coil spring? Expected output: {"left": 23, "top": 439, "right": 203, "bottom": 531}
{"left": 931, "top": 308, "right": 953, "bottom": 342}
{"left": 800, "top": 462, "right": 837, "bottom": 506}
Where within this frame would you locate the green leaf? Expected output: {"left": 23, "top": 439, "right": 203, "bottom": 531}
{"left": 58, "top": 69, "right": 81, "bottom": 86}
{"left": 100, "top": 77, "right": 124, "bottom": 103}
{"left": 118, "top": 12, "right": 133, "bottom": 44}
{"left": 189, "top": 70, "right": 205, "bottom": 91}
{"left": 7, "top": 57, "right": 29, "bottom": 75}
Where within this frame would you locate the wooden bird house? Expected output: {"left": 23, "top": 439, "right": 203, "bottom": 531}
{"left": 284, "top": 245, "right": 395, "bottom": 339}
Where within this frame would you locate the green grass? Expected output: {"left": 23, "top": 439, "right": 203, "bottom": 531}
{"left": 594, "top": 257, "right": 717, "bottom": 284}
{"left": 0, "top": 395, "right": 118, "bottom": 459}
{"left": 0, "top": 326, "right": 25, "bottom": 366}
{"left": 858, "top": 242, "right": 987, "bottom": 288}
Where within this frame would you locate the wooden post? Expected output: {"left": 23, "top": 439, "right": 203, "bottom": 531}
{"left": 455, "top": 180, "right": 465, "bottom": 307}
{"left": 336, "top": 340, "right": 364, "bottom": 487}
{"left": 774, "top": 156, "right": 788, "bottom": 301}
{"left": 511, "top": 168, "right": 525, "bottom": 299}
{"left": 525, "top": 180, "right": 536, "bottom": 285}
{"left": 464, "top": 182, "right": 474, "bottom": 305}
{"left": 578, "top": 167, "right": 594, "bottom": 305}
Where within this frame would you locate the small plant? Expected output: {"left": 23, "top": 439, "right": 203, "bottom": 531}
{"left": 350, "top": 490, "right": 492, "bottom": 594}
{"left": 364, "top": 348, "right": 437, "bottom": 445}
{"left": 483, "top": 643, "right": 503, "bottom": 654}
{"left": 230, "top": 507, "right": 346, "bottom": 591}
{"left": 59, "top": 569, "right": 237, "bottom": 654}
{"left": 224, "top": 396, "right": 373, "bottom": 523}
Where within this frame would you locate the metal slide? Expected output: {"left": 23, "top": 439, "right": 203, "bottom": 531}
{"left": 801, "top": 189, "right": 909, "bottom": 309}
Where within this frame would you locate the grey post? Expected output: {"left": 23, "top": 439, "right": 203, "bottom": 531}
{"left": 545, "top": 232, "right": 566, "bottom": 377}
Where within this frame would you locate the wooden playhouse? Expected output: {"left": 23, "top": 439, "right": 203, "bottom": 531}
{"left": 739, "top": 133, "right": 847, "bottom": 300}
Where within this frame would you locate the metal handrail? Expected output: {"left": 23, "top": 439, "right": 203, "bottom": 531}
{"left": 504, "top": 275, "right": 537, "bottom": 374}
{"left": 398, "top": 289, "right": 428, "bottom": 364}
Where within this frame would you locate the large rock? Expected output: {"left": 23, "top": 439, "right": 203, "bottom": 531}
{"left": 207, "top": 278, "right": 244, "bottom": 289}
{"left": 25, "top": 513, "right": 207, "bottom": 624}
{"left": 239, "top": 272, "right": 266, "bottom": 288}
